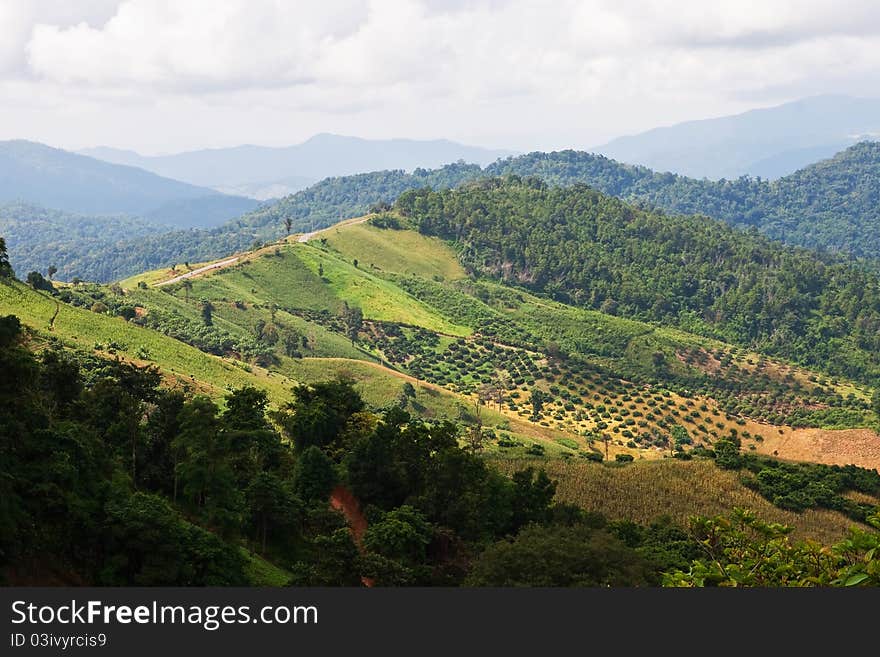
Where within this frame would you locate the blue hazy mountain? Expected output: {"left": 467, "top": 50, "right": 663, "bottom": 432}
{"left": 0, "top": 140, "right": 258, "bottom": 227}
{"left": 80, "top": 133, "right": 516, "bottom": 197}
{"left": 596, "top": 95, "right": 880, "bottom": 180}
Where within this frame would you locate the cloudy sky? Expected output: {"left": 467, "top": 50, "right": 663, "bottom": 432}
{"left": 1, "top": 0, "right": 879, "bottom": 154}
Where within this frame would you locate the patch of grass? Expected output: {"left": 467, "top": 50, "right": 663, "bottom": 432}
{"left": 241, "top": 549, "right": 290, "bottom": 587}
{"left": 489, "top": 457, "right": 861, "bottom": 544}
{"left": 186, "top": 246, "right": 339, "bottom": 312}
{"left": 296, "top": 244, "right": 470, "bottom": 335}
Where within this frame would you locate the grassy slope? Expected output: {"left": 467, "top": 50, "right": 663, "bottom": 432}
{"left": 295, "top": 243, "right": 470, "bottom": 335}
{"left": 321, "top": 221, "right": 467, "bottom": 281}
{"left": 0, "top": 280, "right": 293, "bottom": 404}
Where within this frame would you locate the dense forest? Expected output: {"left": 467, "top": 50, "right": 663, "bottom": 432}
{"left": 0, "top": 203, "right": 168, "bottom": 281}
{"left": 397, "top": 177, "right": 880, "bottom": 382}
{"left": 487, "top": 142, "right": 880, "bottom": 259}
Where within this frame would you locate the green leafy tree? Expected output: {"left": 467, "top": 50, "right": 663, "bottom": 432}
{"left": 529, "top": 388, "right": 545, "bottom": 419}
{"left": 510, "top": 467, "right": 557, "bottom": 531}
{"left": 245, "top": 472, "right": 301, "bottom": 555}
{"left": 173, "top": 396, "right": 243, "bottom": 536}
{"left": 294, "top": 446, "right": 337, "bottom": 502}
{"left": 200, "top": 298, "right": 214, "bottom": 326}
{"left": 466, "top": 522, "right": 651, "bottom": 586}
{"left": 361, "top": 506, "right": 434, "bottom": 585}
{"left": 26, "top": 270, "right": 54, "bottom": 292}
{"left": 275, "top": 378, "right": 365, "bottom": 452}
{"left": 714, "top": 438, "right": 742, "bottom": 470}
{"left": 0, "top": 237, "right": 12, "bottom": 278}
{"left": 289, "top": 528, "right": 362, "bottom": 586}
{"left": 664, "top": 509, "right": 880, "bottom": 587}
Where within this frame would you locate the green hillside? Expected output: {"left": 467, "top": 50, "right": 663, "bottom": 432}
{"left": 397, "top": 178, "right": 880, "bottom": 383}
{"left": 0, "top": 279, "right": 293, "bottom": 403}
{"left": 3, "top": 202, "right": 880, "bottom": 589}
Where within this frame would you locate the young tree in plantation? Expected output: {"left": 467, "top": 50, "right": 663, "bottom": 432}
{"left": 340, "top": 302, "right": 363, "bottom": 346}
{"left": 200, "top": 299, "right": 214, "bottom": 326}
{"left": 284, "top": 216, "right": 293, "bottom": 235}
{"left": 530, "top": 388, "right": 545, "bottom": 420}
{"left": 182, "top": 279, "right": 193, "bottom": 302}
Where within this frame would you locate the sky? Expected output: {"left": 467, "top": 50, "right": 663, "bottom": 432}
{"left": 1, "top": 0, "right": 880, "bottom": 154}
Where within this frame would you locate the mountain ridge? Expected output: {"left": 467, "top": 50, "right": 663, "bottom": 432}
{"left": 79, "top": 133, "right": 517, "bottom": 194}
{"left": 0, "top": 139, "right": 258, "bottom": 224}
{"left": 596, "top": 95, "right": 880, "bottom": 179}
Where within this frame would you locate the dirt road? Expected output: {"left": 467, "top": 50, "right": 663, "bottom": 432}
{"left": 154, "top": 257, "right": 239, "bottom": 287}
{"left": 297, "top": 215, "right": 372, "bottom": 243}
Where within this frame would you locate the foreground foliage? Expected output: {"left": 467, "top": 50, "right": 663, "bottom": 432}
{"left": 665, "top": 509, "right": 880, "bottom": 587}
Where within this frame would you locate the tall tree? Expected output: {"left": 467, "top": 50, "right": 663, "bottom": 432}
{"left": 0, "top": 237, "right": 12, "bottom": 278}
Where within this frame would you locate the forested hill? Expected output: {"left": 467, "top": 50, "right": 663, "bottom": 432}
{"left": 397, "top": 178, "right": 880, "bottom": 382}
{"left": 486, "top": 142, "right": 880, "bottom": 259}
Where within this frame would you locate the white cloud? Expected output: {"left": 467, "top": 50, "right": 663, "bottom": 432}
{"left": 1, "top": 0, "right": 879, "bottom": 151}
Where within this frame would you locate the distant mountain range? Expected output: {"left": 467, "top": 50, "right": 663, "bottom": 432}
{"left": 596, "top": 95, "right": 880, "bottom": 180}
{"left": 79, "top": 134, "right": 516, "bottom": 199}
{"left": 0, "top": 140, "right": 258, "bottom": 227}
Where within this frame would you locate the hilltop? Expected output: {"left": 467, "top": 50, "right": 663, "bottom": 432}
{"left": 487, "top": 141, "right": 880, "bottom": 258}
